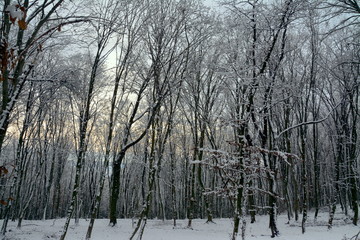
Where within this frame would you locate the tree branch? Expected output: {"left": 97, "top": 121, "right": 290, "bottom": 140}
{"left": 275, "top": 101, "right": 342, "bottom": 139}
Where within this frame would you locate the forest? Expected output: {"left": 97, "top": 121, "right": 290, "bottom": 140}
{"left": 0, "top": 0, "right": 359, "bottom": 239}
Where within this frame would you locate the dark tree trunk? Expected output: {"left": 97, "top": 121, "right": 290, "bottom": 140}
{"left": 109, "top": 151, "right": 125, "bottom": 226}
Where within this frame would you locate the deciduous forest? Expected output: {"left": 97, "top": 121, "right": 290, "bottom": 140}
{"left": 0, "top": 0, "right": 359, "bottom": 239}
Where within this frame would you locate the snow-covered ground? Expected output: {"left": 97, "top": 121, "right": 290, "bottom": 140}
{"left": 1, "top": 211, "right": 359, "bottom": 240}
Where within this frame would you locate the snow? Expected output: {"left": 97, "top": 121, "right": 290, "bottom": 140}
{"left": 5, "top": 4, "right": 24, "bottom": 20}
{"left": 1, "top": 211, "right": 359, "bottom": 240}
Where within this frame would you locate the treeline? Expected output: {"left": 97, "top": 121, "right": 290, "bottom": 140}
{"left": 0, "top": 0, "right": 358, "bottom": 239}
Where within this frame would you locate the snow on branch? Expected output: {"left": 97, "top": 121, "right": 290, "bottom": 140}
{"left": 246, "top": 146, "right": 301, "bottom": 165}
{"left": 275, "top": 101, "right": 342, "bottom": 139}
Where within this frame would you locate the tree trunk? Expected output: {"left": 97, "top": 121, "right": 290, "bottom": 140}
{"left": 109, "top": 151, "right": 125, "bottom": 226}
{"left": 170, "top": 142, "right": 177, "bottom": 227}
{"left": 301, "top": 127, "right": 308, "bottom": 234}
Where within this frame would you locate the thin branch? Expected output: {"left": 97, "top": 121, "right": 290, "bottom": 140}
{"left": 275, "top": 101, "right": 342, "bottom": 139}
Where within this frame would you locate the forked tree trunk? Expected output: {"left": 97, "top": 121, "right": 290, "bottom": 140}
{"left": 60, "top": 28, "right": 106, "bottom": 239}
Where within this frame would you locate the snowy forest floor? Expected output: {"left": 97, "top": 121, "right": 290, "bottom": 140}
{"left": 1, "top": 209, "right": 359, "bottom": 240}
